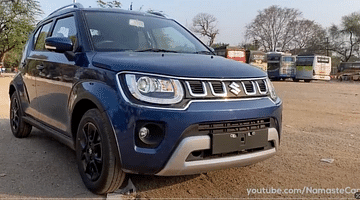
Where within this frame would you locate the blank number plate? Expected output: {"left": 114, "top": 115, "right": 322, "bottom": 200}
{"left": 212, "top": 130, "right": 268, "bottom": 154}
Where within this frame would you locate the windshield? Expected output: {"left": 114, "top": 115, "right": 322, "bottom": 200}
{"left": 84, "top": 11, "right": 210, "bottom": 54}
{"left": 296, "top": 57, "right": 314, "bottom": 66}
{"left": 317, "top": 57, "right": 330, "bottom": 63}
{"left": 282, "top": 56, "right": 295, "bottom": 62}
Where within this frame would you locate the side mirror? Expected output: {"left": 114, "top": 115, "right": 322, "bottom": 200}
{"left": 45, "top": 37, "right": 73, "bottom": 53}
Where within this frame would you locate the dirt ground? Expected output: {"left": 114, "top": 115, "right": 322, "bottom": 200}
{"left": 0, "top": 75, "right": 359, "bottom": 199}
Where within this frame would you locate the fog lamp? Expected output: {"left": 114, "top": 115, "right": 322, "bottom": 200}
{"left": 139, "top": 127, "right": 149, "bottom": 139}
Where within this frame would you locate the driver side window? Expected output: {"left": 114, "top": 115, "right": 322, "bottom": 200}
{"left": 51, "top": 16, "right": 77, "bottom": 50}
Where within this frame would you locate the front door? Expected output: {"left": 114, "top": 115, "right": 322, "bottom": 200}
{"left": 35, "top": 16, "right": 79, "bottom": 135}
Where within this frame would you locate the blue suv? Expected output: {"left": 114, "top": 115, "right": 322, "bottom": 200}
{"left": 9, "top": 3, "right": 282, "bottom": 194}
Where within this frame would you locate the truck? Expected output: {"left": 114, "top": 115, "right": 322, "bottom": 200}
{"left": 214, "top": 46, "right": 246, "bottom": 63}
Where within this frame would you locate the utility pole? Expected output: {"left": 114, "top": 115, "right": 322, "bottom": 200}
{"left": 73, "top": 0, "right": 76, "bottom": 3}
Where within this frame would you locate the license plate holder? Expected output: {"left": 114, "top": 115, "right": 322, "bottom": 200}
{"left": 212, "top": 130, "right": 268, "bottom": 154}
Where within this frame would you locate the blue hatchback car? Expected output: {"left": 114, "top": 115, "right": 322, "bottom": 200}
{"left": 9, "top": 4, "right": 282, "bottom": 194}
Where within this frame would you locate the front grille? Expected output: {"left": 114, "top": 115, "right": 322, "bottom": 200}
{"left": 184, "top": 78, "right": 268, "bottom": 99}
{"left": 198, "top": 118, "right": 271, "bottom": 134}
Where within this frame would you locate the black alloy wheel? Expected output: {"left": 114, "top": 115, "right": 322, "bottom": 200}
{"left": 76, "top": 109, "right": 125, "bottom": 194}
{"left": 78, "top": 122, "right": 103, "bottom": 181}
{"left": 10, "top": 92, "right": 32, "bottom": 138}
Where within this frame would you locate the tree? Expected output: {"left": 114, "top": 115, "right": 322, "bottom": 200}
{"left": 97, "top": 0, "right": 121, "bottom": 8}
{"left": 211, "top": 43, "right": 229, "bottom": 49}
{"left": 328, "top": 12, "right": 360, "bottom": 62}
{"left": 292, "top": 20, "right": 327, "bottom": 55}
{"left": 245, "top": 5, "right": 301, "bottom": 52}
{"left": 4, "top": 48, "right": 22, "bottom": 70}
{"left": 191, "top": 13, "right": 219, "bottom": 46}
{"left": 0, "top": 0, "right": 42, "bottom": 69}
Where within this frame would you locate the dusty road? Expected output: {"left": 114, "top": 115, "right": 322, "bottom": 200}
{"left": 0, "top": 76, "right": 359, "bottom": 199}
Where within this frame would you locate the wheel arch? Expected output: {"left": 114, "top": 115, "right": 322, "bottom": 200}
{"left": 69, "top": 81, "right": 124, "bottom": 165}
{"left": 9, "top": 84, "right": 16, "bottom": 99}
{"left": 70, "top": 98, "right": 98, "bottom": 145}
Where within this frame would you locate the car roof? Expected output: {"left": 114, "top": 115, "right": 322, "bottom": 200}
{"left": 40, "top": 3, "right": 166, "bottom": 24}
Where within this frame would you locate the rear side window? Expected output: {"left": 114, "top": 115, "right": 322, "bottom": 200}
{"left": 51, "top": 16, "right": 77, "bottom": 48}
{"left": 34, "top": 22, "right": 52, "bottom": 51}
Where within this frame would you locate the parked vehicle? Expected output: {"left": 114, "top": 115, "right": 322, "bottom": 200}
{"left": 9, "top": 3, "right": 282, "bottom": 194}
{"left": 267, "top": 52, "right": 296, "bottom": 81}
{"left": 245, "top": 50, "right": 268, "bottom": 71}
{"left": 295, "top": 55, "right": 331, "bottom": 82}
{"left": 214, "top": 46, "right": 246, "bottom": 63}
{"left": 336, "top": 62, "right": 360, "bottom": 81}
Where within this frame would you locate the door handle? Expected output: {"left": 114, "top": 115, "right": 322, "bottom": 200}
{"left": 36, "top": 65, "right": 44, "bottom": 71}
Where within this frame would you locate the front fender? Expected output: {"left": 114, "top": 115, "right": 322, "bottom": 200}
{"left": 69, "top": 80, "right": 122, "bottom": 113}
{"left": 69, "top": 80, "right": 129, "bottom": 166}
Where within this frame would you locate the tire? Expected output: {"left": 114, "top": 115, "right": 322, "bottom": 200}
{"left": 76, "top": 109, "right": 126, "bottom": 194}
{"left": 304, "top": 79, "right": 311, "bottom": 83}
{"left": 10, "top": 92, "right": 32, "bottom": 138}
{"left": 293, "top": 78, "right": 299, "bottom": 82}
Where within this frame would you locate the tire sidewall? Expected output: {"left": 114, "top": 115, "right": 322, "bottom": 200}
{"left": 76, "top": 109, "right": 119, "bottom": 194}
{"left": 10, "top": 92, "right": 30, "bottom": 137}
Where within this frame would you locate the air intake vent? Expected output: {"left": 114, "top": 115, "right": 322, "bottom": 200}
{"left": 186, "top": 81, "right": 207, "bottom": 96}
{"left": 256, "top": 80, "right": 267, "bottom": 94}
{"left": 198, "top": 118, "right": 271, "bottom": 134}
{"left": 209, "top": 81, "right": 226, "bottom": 96}
{"left": 210, "top": 82, "right": 223, "bottom": 93}
{"left": 242, "top": 81, "right": 255, "bottom": 95}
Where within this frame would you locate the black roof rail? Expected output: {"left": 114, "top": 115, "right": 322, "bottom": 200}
{"left": 48, "top": 3, "right": 83, "bottom": 17}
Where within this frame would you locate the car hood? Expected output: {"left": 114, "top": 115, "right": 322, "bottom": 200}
{"left": 92, "top": 52, "right": 267, "bottom": 78}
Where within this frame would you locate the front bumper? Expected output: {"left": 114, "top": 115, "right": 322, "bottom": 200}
{"left": 110, "top": 96, "right": 282, "bottom": 174}
{"left": 313, "top": 75, "right": 331, "bottom": 80}
{"left": 156, "top": 128, "right": 279, "bottom": 176}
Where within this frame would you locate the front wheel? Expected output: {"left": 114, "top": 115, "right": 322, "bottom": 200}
{"left": 10, "top": 92, "right": 32, "bottom": 138}
{"left": 76, "top": 109, "right": 125, "bottom": 194}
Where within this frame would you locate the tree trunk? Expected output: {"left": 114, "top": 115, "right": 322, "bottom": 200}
{"left": 0, "top": 52, "right": 5, "bottom": 75}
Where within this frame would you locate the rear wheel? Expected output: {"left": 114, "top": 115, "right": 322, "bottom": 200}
{"left": 304, "top": 79, "right": 311, "bottom": 83}
{"left": 293, "top": 78, "right": 299, "bottom": 82}
{"left": 10, "top": 92, "right": 32, "bottom": 138}
{"left": 76, "top": 109, "right": 125, "bottom": 194}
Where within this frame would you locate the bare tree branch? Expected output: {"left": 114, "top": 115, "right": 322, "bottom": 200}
{"left": 191, "top": 13, "right": 219, "bottom": 46}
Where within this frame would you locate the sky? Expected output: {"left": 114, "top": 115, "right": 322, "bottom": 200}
{"left": 37, "top": 0, "right": 360, "bottom": 46}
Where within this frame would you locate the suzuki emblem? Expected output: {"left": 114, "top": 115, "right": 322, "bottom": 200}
{"left": 229, "top": 82, "right": 241, "bottom": 95}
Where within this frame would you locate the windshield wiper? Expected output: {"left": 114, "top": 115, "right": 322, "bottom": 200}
{"left": 135, "top": 48, "right": 179, "bottom": 53}
{"left": 194, "top": 51, "right": 212, "bottom": 55}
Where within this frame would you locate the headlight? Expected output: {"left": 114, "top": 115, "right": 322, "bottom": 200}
{"left": 265, "top": 78, "right": 278, "bottom": 101}
{"left": 125, "top": 74, "right": 184, "bottom": 104}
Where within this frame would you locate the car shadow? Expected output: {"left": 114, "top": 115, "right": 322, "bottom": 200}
{"left": 0, "top": 118, "right": 198, "bottom": 198}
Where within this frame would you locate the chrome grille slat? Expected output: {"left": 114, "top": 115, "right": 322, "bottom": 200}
{"left": 241, "top": 81, "right": 256, "bottom": 95}
{"left": 186, "top": 81, "right": 207, "bottom": 97}
{"left": 209, "top": 81, "right": 227, "bottom": 97}
{"left": 256, "top": 79, "right": 267, "bottom": 94}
